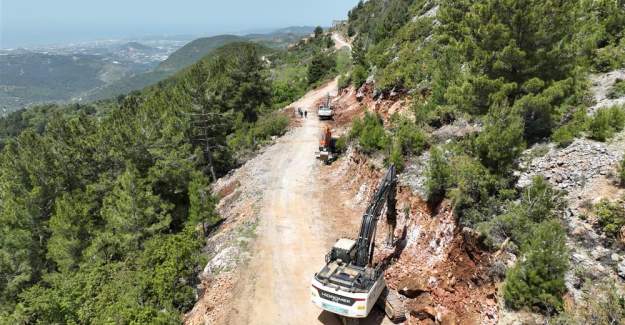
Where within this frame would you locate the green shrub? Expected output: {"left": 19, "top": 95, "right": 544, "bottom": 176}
{"left": 425, "top": 147, "right": 451, "bottom": 203}
{"left": 352, "top": 64, "right": 368, "bottom": 88}
{"left": 610, "top": 106, "right": 625, "bottom": 131}
{"left": 552, "top": 107, "right": 588, "bottom": 147}
{"left": 448, "top": 155, "right": 502, "bottom": 225}
{"left": 336, "top": 49, "right": 353, "bottom": 75}
{"left": 589, "top": 106, "right": 625, "bottom": 141}
{"left": 335, "top": 135, "right": 348, "bottom": 153}
{"left": 479, "top": 211, "right": 532, "bottom": 250}
{"left": 503, "top": 220, "right": 568, "bottom": 313}
{"left": 393, "top": 117, "right": 428, "bottom": 155}
{"left": 479, "top": 176, "right": 563, "bottom": 248}
{"left": 475, "top": 105, "right": 526, "bottom": 173}
{"left": 350, "top": 112, "right": 388, "bottom": 153}
{"left": 594, "top": 199, "right": 625, "bottom": 238}
{"left": 591, "top": 109, "right": 616, "bottom": 141}
{"left": 253, "top": 113, "right": 289, "bottom": 139}
{"left": 228, "top": 113, "right": 289, "bottom": 152}
{"left": 308, "top": 52, "right": 337, "bottom": 85}
{"left": 413, "top": 101, "right": 457, "bottom": 128}
{"left": 619, "top": 157, "right": 625, "bottom": 186}
{"left": 349, "top": 116, "right": 364, "bottom": 139}
{"left": 593, "top": 43, "right": 625, "bottom": 73}
{"left": 608, "top": 79, "right": 625, "bottom": 99}
{"left": 519, "top": 176, "right": 565, "bottom": 222}
{"left": 551, "top": 126, "right": 576, "bottom": 147}
{"left": 272, "top": 80, "right": 306, "bottom": 110}
{"left": 387, "top": 140, "right": 404, "bottom": 172}
{"left": 338, "top": 73, "right": 352, "bottom": 90}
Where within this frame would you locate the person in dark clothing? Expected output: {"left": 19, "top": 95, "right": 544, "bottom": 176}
{"left": 304, "top": 110, "right": 308, "bottom": 118}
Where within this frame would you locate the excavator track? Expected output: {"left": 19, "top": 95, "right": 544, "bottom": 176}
{"left": 378, "top": 288, "right": 407, "bottom": 323}
{"left": 339, "top": 316, "right": 360, "bottom": 325}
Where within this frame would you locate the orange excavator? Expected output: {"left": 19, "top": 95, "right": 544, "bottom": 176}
{"left": 315, "top": 126, "right": 336, "bottom": 164}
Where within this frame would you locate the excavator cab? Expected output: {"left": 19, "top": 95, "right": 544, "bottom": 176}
{"left": 326, "top": 238, "right": 356, "bottom": 264}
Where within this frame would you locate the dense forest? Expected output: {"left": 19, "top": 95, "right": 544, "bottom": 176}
{"left": 0, "top": 29, "right": 339, "bottom": 323}
{"left": 339, "top": 0, "right": 625, "bottom": 318}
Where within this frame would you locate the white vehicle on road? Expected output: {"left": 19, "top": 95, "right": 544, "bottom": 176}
{"left": 317, "top": 94, "right": 333, "bottom": 120}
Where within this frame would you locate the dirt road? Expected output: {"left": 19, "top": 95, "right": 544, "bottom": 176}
{"left": 332, "top": 33, "right": 352, "bottom": 50}
{"left": 228, "top": 80, "right": 338, "bottom": 324}
{"left": 225, "top": 79, "right": 387, "bottom": 325}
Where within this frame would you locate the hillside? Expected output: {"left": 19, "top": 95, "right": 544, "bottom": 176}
{"left": 155, "top": 35, "right": 245, "bottom": 72}
{"left": 0, "top": 28, "right": 316, "bottom": 112}
{"left": 188, "top": 0, "right": 625, "bottom": 324}
{"left": 0, "top": 53, "right": 115, "bottom": 110}
{"left": 87, "top": 28, "right": 316, "bottom": 101}
{"left": 321, "top": 0, "right": 625, "bottom": 323}
{"left": 0, "top": 23, "right": 351, "bottom": 322}
{"left": 3, "top": 0, "right": 625, "bottom": 324}
{"left": 0, "top": 41, "right": 284, "bottom": 324}
{"left": 0, "top": 42, "right": 171, "bottom": 113}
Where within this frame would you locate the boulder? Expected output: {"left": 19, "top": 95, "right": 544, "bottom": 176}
{"left": 438, "top": 310, "right": 458, "bottom": 325}
{"left": 410, "top": 305, "right": 436, "bottom": 321}
{"left": 405, "top": 292, "right": 435, "bottom": 320}
{"left": 397, "top": 276, "right": 430, "bottom": 298}
{"left": 617, "top": 260, "right": 625, "bottom": 279}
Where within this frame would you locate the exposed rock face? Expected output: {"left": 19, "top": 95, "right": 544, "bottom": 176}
{"left": 398, "top": 151, "right": 430, "bottom": 198}
{"left": 589, "top": 68, "right": 625, "bottom": 114}
{"left": 517, "top": 133, "right": 625, "bottom": 303}
{"left": 325, "top": 79, "right": 498, "bottom": 324}
{"left": 618, "top": 260, "right": 625, "bottom": 279}
{"left": 397, "top": 276, "right": 431, "bottom": 298}
{"left": 517, "top": 139, "right": 620, "bottom": 195}
{"left": 431, "top": 119, "right": 482, "bottom": 142}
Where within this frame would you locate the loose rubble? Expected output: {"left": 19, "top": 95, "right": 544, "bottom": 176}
{"left": 516, "top": 130, "right": 625, "bottom": 305}
{"left": 518, "top": 139, "right": 621, "bottom": 196}
{"left": 398, "top": 152, "right": 430, "bottom": 198}
{"left": 589, "top": 68, "right": 625, "bottom": 114}
{"left": 431, "top": 119, "right": 481, "bottom": 143}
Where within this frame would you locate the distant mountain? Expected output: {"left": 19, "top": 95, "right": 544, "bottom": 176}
{"left": 117, "top": 42, "right": 155, "bottom": 52}
{"left": 88, "top": 28, "right": 313, "bottom": 101}
{"left": 272, "top": 26, "right": 316, "bottom": 35}
{"left": 0, "top": 27, "right": 314, "bottom": 110}
{"left": 155, "top": 29, "right": 313, "bottom": 73}
{"left": 0, "top": 53, "right": 119, "bottom": 111}
{"left": 155, "top": 35, "right": 243, "bottom": 72}
{"left": 0, "top": 39, "right": 180, "bottom": 113}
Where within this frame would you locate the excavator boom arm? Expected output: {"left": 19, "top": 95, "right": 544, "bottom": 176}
{"left": 354, "top": 165, "right": 397, "bottom": 267}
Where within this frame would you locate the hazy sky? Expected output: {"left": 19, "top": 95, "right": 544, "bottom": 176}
{"left": 0, "top": 0, "right": 359, "bottom": 48}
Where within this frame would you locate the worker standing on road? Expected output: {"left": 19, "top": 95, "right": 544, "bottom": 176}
{"left": 304, "top": 110, "right": 308, "bottom": 119}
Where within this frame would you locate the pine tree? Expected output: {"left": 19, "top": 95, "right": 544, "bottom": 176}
{"left": 100, "top": 164, "right": 173, "bottom": 255}
{"left": 504, "top": 220, "right": 568, "bottom": 312}
{"left": 425, "top": 147, "right": 451, "bottom": 203}
{"left": 475, "top": 104, "right": 526, "bottom": 173}
{"left": 47, "top": 191, "right": 93, "bottom": 272}
{"left": 314, "top": 26, "right": 324, "bottom": 38}
{"left": 188, "top": 171, "right": 220, "bottom": 236}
